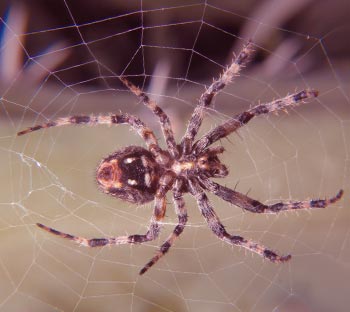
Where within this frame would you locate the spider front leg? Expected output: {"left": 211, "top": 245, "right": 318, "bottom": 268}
{"left": 140, "top": 179, "right": 188, "bottom": 275}
{"left": 193, "top": 89, "right": 318, "bottom": 154}
{"left": 181, "top": 41, "right": 254, "bottom": 154}
{"left": 189, "top": 179, "right": 291, "bottom": 263}
{"left": 200, "top": 178, "right": 344, "bottom": 213}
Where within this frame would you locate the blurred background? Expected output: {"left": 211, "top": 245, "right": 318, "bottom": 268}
{"left": 0, "top": 1, "right": 349, "bottom": 311}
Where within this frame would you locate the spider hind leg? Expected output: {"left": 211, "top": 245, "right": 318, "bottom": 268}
{"left": 36, "top": 223, "right": 113, "bottom": 247}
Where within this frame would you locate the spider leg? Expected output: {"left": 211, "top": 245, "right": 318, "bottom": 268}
{"left": 193, "top": 89, "right": 318, "bottom": 154}
{"left": 36, "top": 172, "right": 175, "bottom": 251}
{"left": 140, "top": 179, "right": 188, "bottom": 275}
{"left": 200, "top": 177, "right": 344, "bottom": 213}
{"left": 181, "top": 42, "right": 254, "bottom": 154}
{"left": 189, "top": 178, "right": 291, "bottom": 263}
{"left": 17, "top": 113, "right": 165, "bottom": 157}
{"left": 120, "top": 77, "right": 179, "bottom": 158}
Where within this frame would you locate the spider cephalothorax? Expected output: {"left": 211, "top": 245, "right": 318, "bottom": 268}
{"left": 18, "top": 42, "right": 343, "bottom": 275}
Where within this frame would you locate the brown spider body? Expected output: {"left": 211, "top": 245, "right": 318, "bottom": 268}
{"left": 96, "top": 144, "right": 229, "bottom": 204}
{"left": 18, "top": 42, "right": 343, "bottom": 275}
{"left": 97, "top": 146, "right": 162, "bottom": 204}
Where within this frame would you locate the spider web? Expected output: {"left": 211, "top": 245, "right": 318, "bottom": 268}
{"left": 1, "top": 1, "right": 349, "bottom": 311}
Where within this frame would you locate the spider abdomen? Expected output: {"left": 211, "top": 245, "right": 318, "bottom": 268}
{"left": 96, "top": 146, "right": 161, "bottom": 204}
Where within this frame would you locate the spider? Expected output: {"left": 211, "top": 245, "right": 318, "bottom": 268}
{"left": 18, "top": 42, "right": 343, "bottom": 275}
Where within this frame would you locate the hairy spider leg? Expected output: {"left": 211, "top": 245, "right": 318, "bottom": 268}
{"left": 193, "top": 89, "right": 318, "bottom": 154}
{"left": 120, "top": 77, "right": 179, "bottom": 158}
{"left": 17, "top": 113, "right": 165, "bottom": 159}
{"left": 140, "top": 179, "right": 188, "bottom": 275}
{"left": 200, "top": 178, "right": 344, "bottom": 213}
{"left": 189, "top": 179, "right": 291, "bottom": 263}
{"left": 181, "top": 41, "right": 254, "bottom": 154}
{"left": 36, "top": 172, "right": 175, "bottom": 253}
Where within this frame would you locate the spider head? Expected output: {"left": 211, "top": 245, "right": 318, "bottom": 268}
{"left": 96, "top": 146, "right": 160, "bottom": 204}
{"left": 196, "top": 147, "right": 228, "bottom": 178}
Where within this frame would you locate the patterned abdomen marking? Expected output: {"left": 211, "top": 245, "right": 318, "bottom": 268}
{"left": 96, "top": 146, "right": 161, "bottom": 204}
